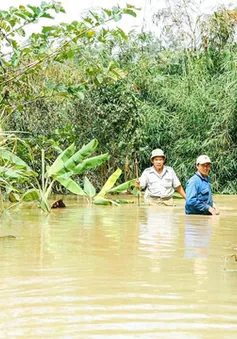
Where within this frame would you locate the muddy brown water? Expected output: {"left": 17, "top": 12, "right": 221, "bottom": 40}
{"left": 0, "top": 195, "right": 237, "bottom": 339}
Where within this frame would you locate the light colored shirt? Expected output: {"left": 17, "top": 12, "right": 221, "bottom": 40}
{"left": 139, "top": 165, "right": 181, "bottom": 198}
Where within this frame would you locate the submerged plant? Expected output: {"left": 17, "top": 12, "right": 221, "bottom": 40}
{"left": 82, "top": 168, "right": 136, "bottom": 205}
{"left": 0, "top": 138, "right": 109, "bottom": 212}
{"left": 0, "top": 134, "right": 37, "bottom": 212}
{"left": 23, "top": 139, "right": 110, "bottom": 212}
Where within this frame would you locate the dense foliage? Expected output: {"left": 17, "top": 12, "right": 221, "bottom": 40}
{"left": 1, "top": 1, "right": 237, "bottom": 197}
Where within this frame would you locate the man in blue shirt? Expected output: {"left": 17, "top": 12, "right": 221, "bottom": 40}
{"left": 185, "top": 155, "right": 219, "bottom": 215}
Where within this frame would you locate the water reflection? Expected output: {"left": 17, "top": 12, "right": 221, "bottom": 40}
{"left": 184, "top": 215, "right": 220, "bottom": 286}
{"left": 138, "top": 206, "right": 178, "bottom": 260}
{"left": 184, "top": 216, "right": 213, "bottom": 259}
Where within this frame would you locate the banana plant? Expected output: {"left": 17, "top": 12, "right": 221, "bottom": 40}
{"left": 22, "top": 139, "right": 110, "bottom": 212}
{"left": 82, "top": 168, "right": 136, "bottom": 205}
{"left": 0, "top": 146, "right": 37, "bottom": 212}
{"left": 0, "top": 139, "right": 133, "bottom": 212}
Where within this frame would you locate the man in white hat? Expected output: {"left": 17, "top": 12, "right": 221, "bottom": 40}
{"left": 185, "top": 155, "right": 219, "bottom": 215}
{"left": 135, "top": 148, "right": 186, "bottom": 205}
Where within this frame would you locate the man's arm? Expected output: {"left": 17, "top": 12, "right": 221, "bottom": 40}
{"left": 175, "top": 185, "right": 186, "bottom": 199}
{"left": 171, "top": 169, "right": 186, "bottom": 199}
{"left": 135, "top": 170, "right": 148, "bottom": 190}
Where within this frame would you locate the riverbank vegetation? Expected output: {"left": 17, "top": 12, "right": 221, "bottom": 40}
{"left": 1, "top": 0, "right": 237, "bottom": 211}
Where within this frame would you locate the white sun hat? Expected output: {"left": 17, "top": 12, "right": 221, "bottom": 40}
{"left": 150, "top": 148, "right": 166, "bottom": 161}
{"left": 196, "top": 155, "right": 211, "bottom": 165}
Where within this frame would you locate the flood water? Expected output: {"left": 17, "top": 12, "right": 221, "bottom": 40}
{"left": 0, "top": 195, "right": 237, "bottom": 339}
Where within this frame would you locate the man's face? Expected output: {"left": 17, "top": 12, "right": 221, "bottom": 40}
{"left": 152, "top": 156, "right": 165, "bottom": 171}
{"left": 197, "top": 163, "right": 211, "bottom": 178}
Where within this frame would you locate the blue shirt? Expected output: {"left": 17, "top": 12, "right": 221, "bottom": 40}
{"left": 185, "top": 172, "right": 213, "bottom": 215}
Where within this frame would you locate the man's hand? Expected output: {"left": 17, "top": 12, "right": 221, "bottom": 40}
{"left": 213, "top": 203, "right": 220, "bottom": 215}
{"left": 208, "top": 207, "right": 217, "bottom": 215}
{"left": 208, "top": 206, "right": 220, "bottom": 215}
{"left": 135, "top": 179, "right": 140, "bottom": 189}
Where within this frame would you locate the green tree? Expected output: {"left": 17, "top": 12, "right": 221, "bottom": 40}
{"left": 0, "top": 2, "right": 138, "bottom": 128}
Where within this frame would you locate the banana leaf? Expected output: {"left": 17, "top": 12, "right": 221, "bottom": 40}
{"left": 47, "top": 143, "right": 75, "bottom": 176}
{"left": 114, "top": 199, "right": 135, "bottom": 204}
{"left": 73, "top": 153, "right": 110, "bottom": 175}
{"left": 0, "top": 166, "right": 21, "bottom": 179}
{"left": 95, "top": 168, "right": 121, "bottom": 199}
{"left": 22, "top": 188, "right": 40, "bottom": 202}
{"left": 0, "top": 177, "right": 9, "bottom": 186}
{"left": 108, "top": 178, "right": 136, "bottom": 193}
{"left": 93, "top": 198, "right": 119, "bottom": 206}
{"left": 0, "top": 166, "right": 36, "bottom": 179}
{"left": 5, "top": 185, "right": 19, "bottom": 194}
{"left": 48, "top": 139, "right": 100, "bottom": 177}
{"left": 56, "top": 139, "right": 99, "bottom": 175}
{"left": 56, "top": 174, "right": 86, "bottom": 195}
{"left": 84, "top": 176, "right": 96, "bottom": 198}
{"left": 173, "top": 192, "right": 183, "bottom": 199}
{"left": 0, "top": 148, "right": 32, "bottom": 171}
